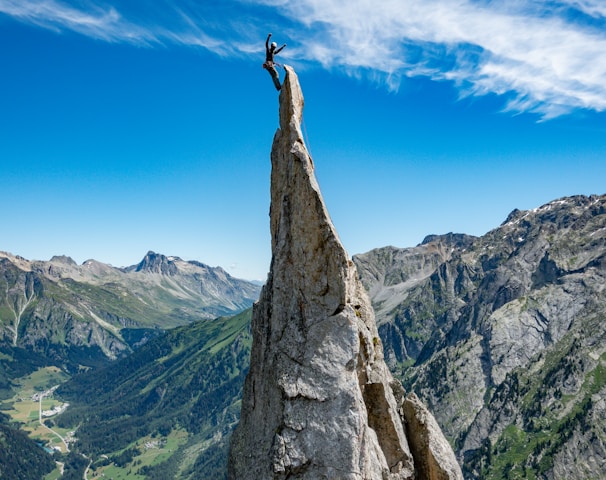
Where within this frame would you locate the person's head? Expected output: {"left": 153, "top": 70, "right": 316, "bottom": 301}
{"left": 271, "top": 41, "right": 277, "bottom": 50}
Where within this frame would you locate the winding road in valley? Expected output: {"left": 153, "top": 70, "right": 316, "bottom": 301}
{"left": 37, "top": 388, "right": 70, "bottom": 453}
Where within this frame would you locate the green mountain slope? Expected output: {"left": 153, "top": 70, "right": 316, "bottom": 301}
{"left": 55, "top": 308, "right": 252, "bottom": 479}
{"left": 0, "top": 251, "right": 260, "bottom": 395}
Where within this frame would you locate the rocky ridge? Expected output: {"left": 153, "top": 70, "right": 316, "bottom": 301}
{"left": 354, "top": 194, "right": 606, "bottom": 479}
{"left": 0, "top": 250, "right": 260, "bottom": 371}
{"left": 228, "top": 66, "right": 462, "bottom": 480}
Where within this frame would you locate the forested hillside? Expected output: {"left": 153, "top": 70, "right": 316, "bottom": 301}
{"left": 0, "top": 414, "right": 55, "bottom": 480}
{"left": 55, "top": 309, "right": 252, "bottom": 479}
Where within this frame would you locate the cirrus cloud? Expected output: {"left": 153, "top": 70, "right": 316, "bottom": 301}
{"left": 266, "top": 0, "right": 606, "bottom": 118}
{"left": 2, "top": 0, "right": 606, "bottom": 118}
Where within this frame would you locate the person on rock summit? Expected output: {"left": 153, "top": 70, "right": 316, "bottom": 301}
{"left": 264, "top": 33, "right": 286, "bottom": 91}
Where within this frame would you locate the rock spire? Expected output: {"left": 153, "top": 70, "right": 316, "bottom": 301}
{"left": 228, "top": 66, "right": 462, "bottom": 480}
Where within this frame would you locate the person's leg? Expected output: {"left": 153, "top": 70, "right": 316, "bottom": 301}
{"left": 267, "top": 65, "right": 281, "bottom": 90}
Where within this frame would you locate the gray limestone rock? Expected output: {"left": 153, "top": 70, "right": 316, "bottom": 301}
{"left": 402, "top": 393, "right": 464, "bottom": 480}
{"left": 228, "top": 66, "right": 461, "bottom": 480}
{"left": 354, "top": 194, "right": 606, "bottom": 479}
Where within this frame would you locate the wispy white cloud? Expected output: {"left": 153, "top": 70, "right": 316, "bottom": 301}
{"left": 265, "top": 0, "right": 606, "bottom": 118}
{"left": 2, "top": 0, "right": 606, "bottom": 118}
{"left": 0, "top": 0, "right": 157, "bottom": 44}
{"left": 565, "top": 0, "right": 606, "bottom": 18}
{"left": 0, "top": 0, "right": 265, "bottom": 55}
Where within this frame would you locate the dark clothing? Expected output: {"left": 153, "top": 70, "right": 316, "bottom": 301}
{"left": 265, "top": 35, "right": 286, "bottom": 63}
{"left": 265, "top": 63, "right": 282, "bottom": 91}
{"left": 264, "top": 34, "right": 286, "bottom": 90}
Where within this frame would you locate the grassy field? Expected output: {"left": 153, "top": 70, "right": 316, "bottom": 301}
{"left": 0, "top": 367, "right": 73, "bottom": 480}
{"left": 87, "top": 429, "right": 189, "bottom": 479}
{"left": 0, "top": 366, "right": 189, "bottom": 479}
{"left": 16, "top": 366, "right": 69, "bottom": 392}
{"left": 1, "top": 366, "right": 72, "bottom": 453}
{"left": 43, "top": 463, "right": 65, "bottom": 480}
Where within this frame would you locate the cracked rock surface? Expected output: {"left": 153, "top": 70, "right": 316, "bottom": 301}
{"left": 228, "top": 66, "right": 462, "bottom": 480}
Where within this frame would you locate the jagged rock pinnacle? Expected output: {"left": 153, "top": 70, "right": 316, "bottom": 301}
{"left": 228, "top": 66, "right": 462, "bottom": 480}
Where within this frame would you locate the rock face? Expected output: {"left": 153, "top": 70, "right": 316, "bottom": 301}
{"left": 354, "top": 194, "right": 606, "bottom": 479}
{"left": 228, "top": 66, "right": 462, "bottom": 480}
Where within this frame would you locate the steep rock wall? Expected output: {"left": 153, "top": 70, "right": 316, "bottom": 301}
{"left": 228, "top": 66, "right": 461, "bottom": 480}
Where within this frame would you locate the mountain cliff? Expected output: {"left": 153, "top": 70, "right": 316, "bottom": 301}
{"left": 354, "top": 194, "right": 606, "bottom": 479}
{"left": 0, "top": 250, "right": 260, "bottom": 377}
{"left": 228, "top": 66, "right": 461, "bottom": 480}
{"left": 20, "top": 193, "right": 602, "bottom": 479}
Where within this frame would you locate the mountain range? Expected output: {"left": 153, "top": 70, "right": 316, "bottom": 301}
{"left": 0, "top": 193, "right": 604, "bottom": 479}
{"left": 0, "top": 251, "right": 259, "bottom": 479}
{"left": 354, "top": 193, "right": 606, "bottom": 479}
{"left": 0, "top": 250, "right": 260, "bottom": 377}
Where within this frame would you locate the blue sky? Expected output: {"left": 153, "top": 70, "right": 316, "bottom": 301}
{"left": 1, "top": 0, "right": 605, "bottom": 281}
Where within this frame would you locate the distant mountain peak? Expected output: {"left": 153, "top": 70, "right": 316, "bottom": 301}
{"left": 49, "top": 255, "right": 77, "bottom": 266}
{"left": 0, "top": 248, "right": 262, "bottom": 372}
{"left": 501, "top": 194, "right": 603, "bottom": 227}
{"left": 132, "top": 251, "right": 178, "bottom": 275}
{"left": 419, "top": 232, "right": 476, "bottom": 249}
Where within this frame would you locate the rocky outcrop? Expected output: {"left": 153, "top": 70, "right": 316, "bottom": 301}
{"left": 354, "top": 194, "right": 606, "bottom": 479}
{"left": 402, "top": 393, "right": 464, "bottom": 480}
{"left": 129, "top": 251, "right": 179, "bottom": 275}
{"left": 228, "top": 66, "right": 461, "bottom": 480}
